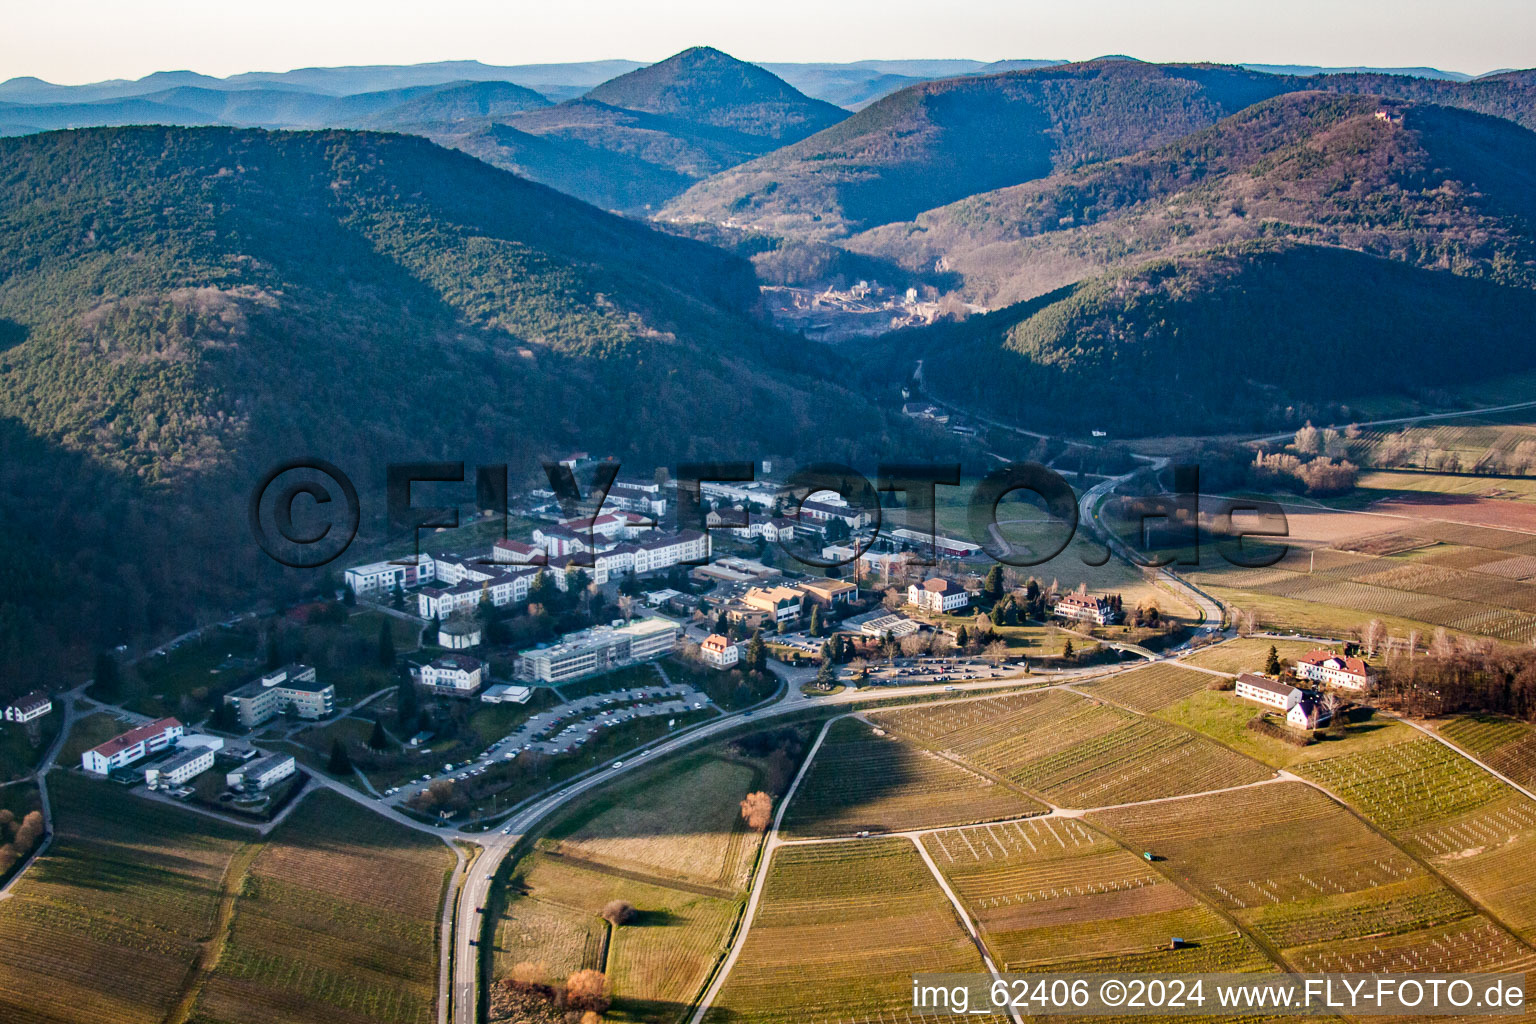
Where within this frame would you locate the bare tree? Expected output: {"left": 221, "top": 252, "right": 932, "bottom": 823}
{"left": 1408, "top": 630, "right": 1422, "bottom": 660}
{"left": 983, "top": 639, "right": 1009, "bottom": 667}
{"left": 900, "top": 633, "right": 930, "bottom": 659}
{"left": 740, "top": 791, "right": 773, "bottom": 830}
{"left": 566, "top": 970, "right": 610, "bottom": 1014}
{"left": 1364, "top": 619, "right": 1387, "bottom": 659}
{"left": 1430, "top": 627, "right": 1454, "bottom": 659}
{"left": 617, "top": 595, "right": 638, "bottom": 622}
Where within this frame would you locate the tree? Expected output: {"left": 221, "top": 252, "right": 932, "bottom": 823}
{"left": 955, "top": 625, "right": 969, "bottom": 651}
{"left": 327, "top": 739, "right": 352, "bottom": 775}
{"left": 1062, "top": 639, "right": 1075, "bottom": 661}
{"left": 389, "top": 584, "right": 405, "bottom": 611}
{"left": 265, "top": 632, "right": 282, "bottom": 670}
{"left": 815, "top": 659, "right": 837, "bottom": 689}
{"left": 93, "top": 651, "right": 121, "bottom": 699}
{"left": 342, "top": 584, "right": 356, "bottom": 607}
{"left": 395, "top": 678, "right": 419, "bottom": 730}
{"left": 600, "top": 900, "right": 636, "bottom": 926}
{"left": 1364, "top": 619, "right": 1387, "bottom": 659}
{"left": 565, "top": 970, "right": 610, "bottom": 1015}
{"left": 745, "top": 631, "right": 766, "bottom": 673}
{"left": 1265, "top": 645, "right": 1282, "bottom": 675}
{"left": 377, "top": 619, "right": 396, "bottom": 668}
{"left": 983, "top": 639, "right": 1009, "bottom": 667}
{"left": 982, "top": 565, "right": 1004, "bottom": 604}
{"left": 1293, "top": 422, "right": 1321, "bottom": 455}
{"left": 808, "top": 604, "right": 822, "bottom": 638}
{"left": 740, "top": 791, "right": 773, "bottom": 830}
{"left": 367, "top": 717, "right": 389, "bottom": 751}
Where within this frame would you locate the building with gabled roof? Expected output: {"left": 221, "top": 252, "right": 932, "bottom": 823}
{"left": 82, "top": 717, "right": 183, "bottom": 774}
{"left": 5, "top": 690, "right": 53, "bottom": 724}
{"left": 907, "top": 577, "right": 971, "bottom": 614}
{"left": 1234, "top": 673, "right": 1302, "bottom": 712}
{"left": 1294, "top": 651, "right": 1376, "bottom": 691}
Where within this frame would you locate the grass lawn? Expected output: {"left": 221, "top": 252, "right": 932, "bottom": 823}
{"left": 466, "top": 689, "right": 562, "bottom": 746}
{"left": 56, "top": 711, "right": 129, "bottom": 766}
{"left": 1155, "top": 690, "right": 1410, "bottom": 769}
{"left": 116, "top": 628, "right": 259, "bottom": 718}
{"left": 1200, "top": 583, "right": 1453, "bottom": 642}
{"left": 0, "top": 712, "right": 61, "bottom": 782}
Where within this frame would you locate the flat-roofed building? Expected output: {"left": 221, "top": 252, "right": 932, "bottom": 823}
{"left": 514, "top": 616, "right": 680, "bottom": 684}
{"left": 145, "top": 745, "right": 216, "bottom": 789}
{"left": 480, "top": 683, "right": 533, "bottom": 704}
{"left": 223, "top": 664, "right": 333, "bottom": 729}
{"left": 344, "top": 553, "right": 435, "bottom": 595}
{"left": 742, "top": 585, "right": 805, "bottom": 624}
{"left": 798, "top": 577, "right": 857, "bottom": 608}
{"left": 227, "top": 752, "right": 296, "bottom": 791}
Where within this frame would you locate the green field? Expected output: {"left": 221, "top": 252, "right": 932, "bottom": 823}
{"left": 1438, "top": 714, "right": 1536, "bottom": 788}
{"left": 1155, "top": 690, "right": 1411, "bottom": 769}
{"left": 1179, "top": 637, "right": 1323, "bottom": 675}
{"left": 702, "top": 839, "right": 1006, "bottom": 1024}
{"left": 779, "top": 717, "right": 1044, "bottom": 838}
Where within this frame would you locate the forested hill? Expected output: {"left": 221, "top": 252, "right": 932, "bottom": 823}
{"left": 871, "top": 241, "right": 1536, "bottom": 437}
{"left": 849, "top": 93, "right": 1536, "bottom": 307}
{"left": 0, "top": 125, "right": 926, "bottom": 693}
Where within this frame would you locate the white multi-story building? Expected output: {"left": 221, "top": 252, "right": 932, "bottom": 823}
{"left": 343, "top": 554, "right": 436, "bottom": 596}
{"left": 420, "top": 654, "right": 486, "bottom": 697}
{"left": 907, "top": 578, "right": 972, "bottom": 614}
{"left": 223, "top": 665, "right": 334, "bottom": 729}
{"left": 699, "top": 480, "right": 779, "bottom": 508}
{"left": 4, "top": 690, "right": 52, "bottom": 724}
{"left": 514, "top": 616, "right": 681, "bottom": 684}
{"left": 700, "top": 633, "right": 740, "bottom": 669}
{"left": 227, "top": 752, "right": 296, "bottom": 790}
{"left": 1294, "top": 651, "right": 1376, "bottom": 691}
{"left": 607, "top": 480, "right": 667, "bottom": 518}
{"left": 1235, "top": 673, "right": 1302, "bottom": 711}
{"left": 417, "top": 565, "right": 541, "bottom": 619}
{"left": 82, "top": 717, "right": 184, "bottom": 774}
{"left": 145, "top": 744, "right": 216, "bottom": 789}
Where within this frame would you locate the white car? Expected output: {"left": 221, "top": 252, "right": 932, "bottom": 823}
{"left": 611, "top": 761, "right": 624, "bottom": 769}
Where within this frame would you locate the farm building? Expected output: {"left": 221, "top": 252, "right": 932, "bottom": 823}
{"left": 1234, "top": 673, "right": 1302, "bottom": 711}
{"left": 81, "top": 717, "right": 184, "bottom": 774}
{"left": 1294, "top": 651, "right": 1376, "bottom": 691}
{"left": 1287, "top": 695, "right": 1333, "bottom": 729}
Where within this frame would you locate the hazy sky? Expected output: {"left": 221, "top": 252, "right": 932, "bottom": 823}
{"left": 7, "top": 0, "right": 1531, "bottom": 84}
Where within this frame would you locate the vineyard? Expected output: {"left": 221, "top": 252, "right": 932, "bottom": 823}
{"left": 1075, "top": 664, "right": 1219, "bottom": 713}
{"left": 703, "top": 840, "right": 1005, "bottom": 1024}
{"left": 190, "top": 791, "right": 454, "bottom": 1024}
{"left": 0, "top": 773, "right": 249, "bottom": 1024}
{"left": 1296, "top": 737, "right": 1510, "bottom": 832}
{"left": 875, "top": 690, "right": 1272, "bottom": 808}
{"left": 780, "top": 718, "right": 1043, "bottom": 838}
{"left": 1439, "top": 715, "right": 1536, "bottom": 787}
{"left": 545, "top": 754, "right": 761, "bottom": 891}
{"left": 1179, "top": 638, "right": 1319, "bottom": 676}
{"left": 922, "top": 817, "right": 1218, "bottom": 969}
{"left": 495, "top": 851, "right": 744, "bottom": 1022}
{"left": 1190, "top": 512, "right": 1536, "bottom": 642}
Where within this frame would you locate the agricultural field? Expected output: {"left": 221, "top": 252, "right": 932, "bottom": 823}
{"left": 493, "top": 851, "right": 739, "bottom": 1023}
{"left": 1438, "top": 714, "right": 1536, "bottom": 788}
{"left": 1180, "top": 637, "right": 1321, "bottom": 675}
{"left": 190, "top": 791, "right": 454, "bottom": 1024}
{"left": 1297, "top": 732, "right": 1536, "bottom": 942}
{"left": 1091, "top": 782, "right": 1536, "bottom": 975}
{"left": 923, "top": 817, "right": 1258, "bottom": 973}
{"left": 1296, "top": 735, "right": 1510, "bottom": 833}
{"left": 780, "top": 717, "right": 1044, "bottom": 838}
{"left": 873, "top": 689, "right": 1272, "bottom": 809}
{"left": 543, "top": 752, "right": 763, "bottom": 892}
{"left": 702, "top": 839, "right": 1006, "bottom": 1024}
{"left": 0, "top": 773, "right": 250, "bottom": 1024}
{"left": 1188, "top": 502, "right": 1536, "bottom": 643}
{"left": 1074, "top": 663, "right": 1219, "bottom": 713}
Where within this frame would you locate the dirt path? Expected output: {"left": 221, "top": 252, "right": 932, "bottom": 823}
{"left": 165, "top": 840, "right": 262, "bottom": 1024}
